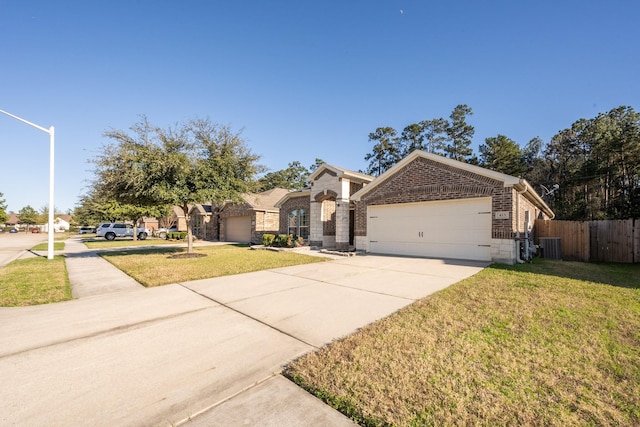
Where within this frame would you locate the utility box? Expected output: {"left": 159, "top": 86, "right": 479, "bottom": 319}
{"left": 539, "top": 237, "right": 562, "bottom": 259}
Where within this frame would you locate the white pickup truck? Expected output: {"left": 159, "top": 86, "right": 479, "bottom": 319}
{"left": 95, "top": 223, "right": 150, "bottom": 240}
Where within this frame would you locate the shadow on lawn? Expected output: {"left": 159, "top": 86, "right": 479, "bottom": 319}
{"left": 492, "top": 258, "right": 640, "bottom": 290}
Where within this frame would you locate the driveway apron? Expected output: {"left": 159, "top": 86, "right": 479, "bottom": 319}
{"left": 0, "top": 246, "right": 486, "bottom": 426}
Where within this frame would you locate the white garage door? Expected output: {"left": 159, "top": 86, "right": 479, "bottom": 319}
{"left": 226, "top": 216, "right": 252, "bottom": 242}
{"left": 368, "top": 197, "right": 492, "bottom": 261}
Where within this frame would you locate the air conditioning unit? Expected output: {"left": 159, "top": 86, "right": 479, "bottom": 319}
{"left": 539, "top": 237, "right": 562, "bottom": 260}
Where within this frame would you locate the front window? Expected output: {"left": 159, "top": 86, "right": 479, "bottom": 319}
{"left": 288, "top": 209, "right": 309, "bottom": 239}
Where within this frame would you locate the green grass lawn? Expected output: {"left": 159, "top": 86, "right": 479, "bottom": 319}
{"left": 31, "top": 242, "right": 65, "bottom": 251}
{"left": 0, "top": 256, "right": 71, "bottom": 306}
{"left": 101, "top": 244, "right": 328, "bottom": 287}
{"left": 83, "top": 238, "right": 178, "bottom": 249}
{"left": 284, "top": 259, "right": 640, "bottom": 426}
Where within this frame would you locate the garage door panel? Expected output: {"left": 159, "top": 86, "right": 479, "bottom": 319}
{"left": 368, "top": 198, "right": 492, "bottom": 261}
{"left": 226, "top": 216, "right": 252, "bottom": 242}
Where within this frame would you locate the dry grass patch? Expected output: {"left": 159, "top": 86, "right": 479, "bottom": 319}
{"left": 100, "top": 244, "right": 328, "bottom": 287}
{"left": 285, "top": 260, "right": 640, "bottom": 426}
{"left": 0, "top": 256, "right": 71, "bottom": 306}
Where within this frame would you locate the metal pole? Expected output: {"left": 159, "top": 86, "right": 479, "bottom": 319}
{"left": 0, "top": 110, "right": 55, "bottom": 259}
{"left": 47, "top": 126, "right": 55, "bottom": 259}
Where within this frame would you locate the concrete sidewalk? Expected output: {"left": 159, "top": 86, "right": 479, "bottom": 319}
{"left": 63, "top": 238, "right": 144, "bottom": 297}
{"left": 0, "top": 240, "right": 487, "bottom": 426}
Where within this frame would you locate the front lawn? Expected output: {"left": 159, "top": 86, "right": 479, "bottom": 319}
{"left": 83, "top": 238, "right": 177, "bottom": 249}
{"left": 0, "top": 256, "right": 71, "bottom": 306}
{"left": 31, "top": 242, "right": 65, "bottom": 251}
{"left": 101, "top": 244, "right": 328, "bottom": 287}
{"left": 285, "top": 260, "right": 640, "bottom": 426}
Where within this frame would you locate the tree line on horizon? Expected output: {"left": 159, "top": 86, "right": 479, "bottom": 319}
{"left": 359, "top": 104, "right": 640, "bottom": 221}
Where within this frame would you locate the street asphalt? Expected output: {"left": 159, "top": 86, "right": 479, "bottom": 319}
{"left": 0, "top": 236, "right": 487, "bottom": 426}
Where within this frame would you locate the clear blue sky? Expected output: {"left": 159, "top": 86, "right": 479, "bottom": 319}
{"left": 1, "top": 1, "right": 638, "bottom": 214}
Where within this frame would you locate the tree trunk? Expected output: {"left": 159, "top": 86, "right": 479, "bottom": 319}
{"left": 183, "top": 204, "right": 193, "bottom": 254}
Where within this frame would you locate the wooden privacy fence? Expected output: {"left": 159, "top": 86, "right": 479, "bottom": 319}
{"left": 535, "top": 219, "right": 639, "bottom": 263}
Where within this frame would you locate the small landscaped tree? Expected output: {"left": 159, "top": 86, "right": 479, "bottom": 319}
{"left": 92, "top": 116, "right": 263, "bottom": 253}
{"left": 18, "top": 205, "right": 38, "bottom": 231}
{"left": 0, "top": 192, "right": 7, "bottom": 225}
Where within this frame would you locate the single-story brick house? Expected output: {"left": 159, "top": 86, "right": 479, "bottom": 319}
{"left": 189, "top": 204, "right": 217, "bottom": 240}
{"left": 276, "top": 150, "right": 554, "bottom": 264}
{"left": 219, "top": 188, "right": 291, "bottom": 243}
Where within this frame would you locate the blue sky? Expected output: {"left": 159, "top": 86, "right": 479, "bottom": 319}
{"left": 1, "top": 1, "right": 638, "bottom": 213}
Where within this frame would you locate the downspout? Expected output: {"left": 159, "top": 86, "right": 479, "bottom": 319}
{"left": 515, "top": 182, "right": 529, "bottom": 264}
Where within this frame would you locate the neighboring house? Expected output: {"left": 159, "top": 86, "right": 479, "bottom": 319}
{"left": 219, "top": 188, "right": 291, "bottom": 243}
{"left": 140, "top": 217, "right": 159, "bottom": 233}
{"left": 54, "top": 215, "right": 71, "bottom": 232}
{"left": 5, "top": 213, "right": 19, "bottom": 228}
{"left": 189, "top": 204, "right": 217, "bottom": 240}
{"left": 276, "top": 150, "right": 554, "bottom": 264}
{"left": 167, "top": 206, "right": 188, "bottom": 231}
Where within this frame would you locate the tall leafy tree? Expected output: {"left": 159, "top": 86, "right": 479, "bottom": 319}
{"left": 309, "top": 158, "right": 326, "bottom": 172}
{"left": 543, "top": 106, "right": 640, "bottom": 220}
{"left": 444, "top": 104, "right": 475, "bottom": 162}
{"left": 18, "top": 205, "right": 38, "bottom": 231}
{"left": 257, "top": 161, "right": 309, "bottom": 191}
{"left": 0, "top": 192, "right": 7, "bottom": 224}
{"left": 93, "top": 116, "right": 262, "bottom": 253}
{"left": 364, "top": 127, "right": 402, "bottom": 176}
{"left": 479, "top": 134, "right": 526, "bottom": 176}
{"left": 419, "top": 118, "right": 448, "bottom": 154}
{"left": 400, "top": 123, "right": 425, "bottom": 155}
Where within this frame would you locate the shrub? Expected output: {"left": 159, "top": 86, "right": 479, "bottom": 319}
{"left": 167, "top": 231, "right": 188, "bottom": 240}
{"left": 262, "top": 234, "right": 275, "bottom": 246}
{"left": 273, "top": 234, "right": 289, "bottom": 247}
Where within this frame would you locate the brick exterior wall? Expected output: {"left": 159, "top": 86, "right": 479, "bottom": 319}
{"left": 219, "top": 203, "right": 252, "bottom": 242}
{"left": 278, "top": 195, "right": 311, "bottom": 235}
{"left": 218, "top": 203, "right": 281, "bottom": 244}
{"left": 355, "top": 157, "right": 506, "bottom": 237}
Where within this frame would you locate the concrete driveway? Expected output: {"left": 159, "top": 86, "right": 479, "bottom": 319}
{"left": 0, "top": 252, "right": 486, "bottom": 426}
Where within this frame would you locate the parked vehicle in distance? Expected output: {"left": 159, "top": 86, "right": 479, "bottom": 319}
{"left": 9, "top": 228, "right": 18, "bottom": 233}
{"left": 78, "top": 226, "right": 96, "bottom": 234}
{"left": 31, "top": 228, "right": 40, "bottom": 233}
{"left": 155, "top": 226, "right": 179, "bottom": 239}
{"left": 95, "top": 223, "right": 150, "bottom": 241}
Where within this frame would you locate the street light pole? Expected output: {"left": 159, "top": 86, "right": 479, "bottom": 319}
{"left": 0, "top": 109, "right": 55, "bottom": 260}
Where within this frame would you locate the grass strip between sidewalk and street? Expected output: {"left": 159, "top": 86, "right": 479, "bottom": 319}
{"left": 100, "top": 244, "right": 328, "bottom": 287}
{"left": 0, "top": 256, "right": 71, "bottom": 307}
{"left": 284, "top": 259, "right": 640, "bottom": 427}
{"left": 31, "top": 242, "right": 65, "bottom": 251}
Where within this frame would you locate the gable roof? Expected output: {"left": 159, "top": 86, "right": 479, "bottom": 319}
{"left": 6, "top": 213, "right": 19, "bottom": 225}
{"left": 274, "top": 188, "right": 311, "bottom": 208}
{"left": 242, "top": 188, "right": 291, "bottom": 211}
{"left": 56, "top": 214, "right": 72, "bottom": 223}
{"left": 308, "top": 163, "right": 373, "bottom": 183}
{"left": 351, "top": 150, "right": 554, "bottom": 218}
{"left": 189, "top": 203, "right": 215, "bottom": 215}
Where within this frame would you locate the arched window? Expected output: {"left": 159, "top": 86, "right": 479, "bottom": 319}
{"left": 288, "top": 209, "right": 309, "bottom": 239}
